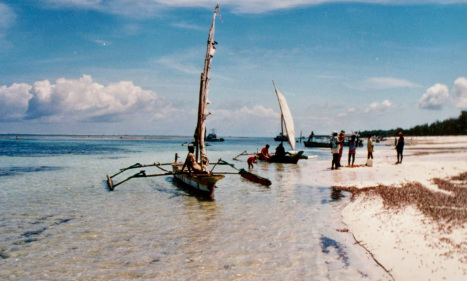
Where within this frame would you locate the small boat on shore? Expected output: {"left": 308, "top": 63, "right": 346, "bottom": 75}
{"left": 258, "top": 81, "right": 304, "bottom": 164}
{"left": 303, "top": 134, "right": 332, "bottom": 148}
{"left": 268, "top": 150, "right": 304, "bottom": 164}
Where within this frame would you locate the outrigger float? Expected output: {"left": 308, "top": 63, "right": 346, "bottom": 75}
{"left": 106, "top": 159, "right": 271, "bottom": 198}
{"left": 105, "top": 5, "right": 271, "bottom": 198}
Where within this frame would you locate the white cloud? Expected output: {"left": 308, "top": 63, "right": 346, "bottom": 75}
{"left": 0, "top": 3, "right": 15, "bottom": 30}
{"left": 365, "top": 99, "right": 392, "bottom": 113}
{"left": 157, "top": 56, "right": 200, "bottom": 75}
{"left": 223, "top": 0, "right": 467, "bottom": 14}
{"left": 172, "top": 22, "right": 204, "bottom": 31}
{"left": 211, "top": 105, "right": 279, "bottom": 120}
{"left": 43, "top": 0, "right": 103, "bottom": 9}
{"left": 337, "top": 107, "right": 356, "bottom": 118}
{"left": 0, "top": 83, "right": 33, "bottom": 121}
{"left": 452, "top": 77, "right": 467, "bottom": 109}
{"left": 0, "top": 75, "right": 175, "bottom": 123}
{"left": 204, "top": 105, "right": 280, "bottom": 135}
{"left": 337, "top": 112, "right": 347, "bottom": 117}
{"left": 92, "top": 39, "right": 111, "bottom": 46}
{"left": 157, "top": 52, "right": 233, "bottom": 82}
{"left": 346, "top": 77, "right": 421, "bottom": 90}
{"left": 40, "top": 1, "right": 467, "bottom": 15}
{"left": 417, "top": 83, "right": 449, "bottom": 110}
{"left": 0, "top": 3, "right": 16, "bottom": 44}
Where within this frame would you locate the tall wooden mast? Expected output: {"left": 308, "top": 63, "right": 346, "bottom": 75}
{"left": 194, "top": 4, "right": 219, "bottom": 168}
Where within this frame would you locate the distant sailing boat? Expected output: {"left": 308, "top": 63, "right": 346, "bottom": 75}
{"left": 171, "top": 5, "right": 225, "bottom": 197}
{"left": 266, "top": 81, "right": 304, "bottom": 164}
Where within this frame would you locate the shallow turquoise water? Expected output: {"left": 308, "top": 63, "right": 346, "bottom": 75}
{"left": 0, "top": 135, "right": 390, "bottom": 280}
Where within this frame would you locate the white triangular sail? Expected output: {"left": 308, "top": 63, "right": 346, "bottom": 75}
{"left": 273, "top": 81, "right": 296, "bottom": 151}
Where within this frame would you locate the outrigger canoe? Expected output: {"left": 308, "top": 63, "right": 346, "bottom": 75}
{"left": 104, "top": 5, "right": 271, "bottom": 199}
{"left": 171, "top": 162, "right": 225, "bottom": 198}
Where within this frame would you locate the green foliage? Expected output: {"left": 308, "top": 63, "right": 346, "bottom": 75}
{"left": 360, "top": 111, "right": 467, "bottom": 137}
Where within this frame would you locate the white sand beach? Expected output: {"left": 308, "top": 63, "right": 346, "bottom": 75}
{"left": 310, "top": 136, "right": 467, "bottom": 280}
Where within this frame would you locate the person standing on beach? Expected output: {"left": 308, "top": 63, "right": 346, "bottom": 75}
{"left": 348, "top": 134, "right": 356, "bottom": 166}
{"left": 396, "top": 132, "right": 405, "bottom": 164}
{"left": 367, "top": 135, "right": 374, "bottom": 159}
{"left": 337, "top": 130, "right": 345, "bottom": 167}
{"left": 331, "top": 131, "right": 339, "bottom": 169}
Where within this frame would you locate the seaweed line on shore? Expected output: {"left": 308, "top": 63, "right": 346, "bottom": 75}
{"left": 333, "top": 171, "right": 467, "bottom": 264}
{"left": 333, "top": 172, "right": 467, "bottom": 227}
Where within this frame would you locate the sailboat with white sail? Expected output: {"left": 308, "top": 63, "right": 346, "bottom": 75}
{"left": 263, "top": 81, "right": 304, "bottom": 164}
{"left": 105, "top": 5, "right": 272, "bottom": 197}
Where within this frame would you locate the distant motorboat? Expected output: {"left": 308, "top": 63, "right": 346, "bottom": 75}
{"left": 303, "top": 135, "right": 332, "bottom": 148}
{"left": 205, "top": 129, "right": 224, "bottom": 142}
{"left": 303, "top": 132, "right": 363, "bottom": 148}
{"left": 274, "top": 132, "right": 288, "bottom": 142}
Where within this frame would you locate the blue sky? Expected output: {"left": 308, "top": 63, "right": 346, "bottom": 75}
{"left": 1, "top": 0, "right": 466, "bottom": 137}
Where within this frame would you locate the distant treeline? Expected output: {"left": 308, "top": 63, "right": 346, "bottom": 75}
{"left": 360, "top": 111, "right": 467, "bottom": 137}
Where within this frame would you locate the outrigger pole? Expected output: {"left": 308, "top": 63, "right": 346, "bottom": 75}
{"left": 216, "top": 160, "right": 272, "bottom": 186}
{"left": 105, "top": 159, "right": 271, "bottom": 191}
{"left": 232, "top": 150, "right": 256, "bottom": 160}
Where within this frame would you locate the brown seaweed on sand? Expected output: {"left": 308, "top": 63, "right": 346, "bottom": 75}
{"left": 333, "top": 172, "right": 467, "bottom": 228}
{"left": 334, "top": 172, "right": 467, "bottom": 264}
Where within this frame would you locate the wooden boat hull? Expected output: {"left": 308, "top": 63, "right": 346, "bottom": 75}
{"left": 303, "top": 141, "right": 363, "bottom": 148}
{"left": 172, "top": 163, "right": 225, "bottom": 198}
{"left": 257, "top": 151, "right": 304, "bottom": 164}
{"left": 274, "top": 136, "right": 288, "bottom": 142}
{"left": 304, "top": 137, "right": 363, "bottom": 148}
{"left": 239, "top": 168, "right": 271, "bottom": 186}
{"left": 303, "top": 141, "right": 330, "bottom": 148}
{"left": 205, "top": 138, "right": 224, "bottom": 142}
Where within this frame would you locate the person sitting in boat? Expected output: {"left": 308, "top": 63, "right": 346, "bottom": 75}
{"left": 181, "top": 146, "right": 206, "bottom": 174}
{"left": 247, "top": 155, "right": 257, "bottom": 169}
{"left": 275, "top": 142, "right": 289, "bottom": 158}
{"left": 308, "top": 131, "right": 314, "bottom": 142}
{"left": 260, "top": 144, "right": 270, "bottom": 160}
